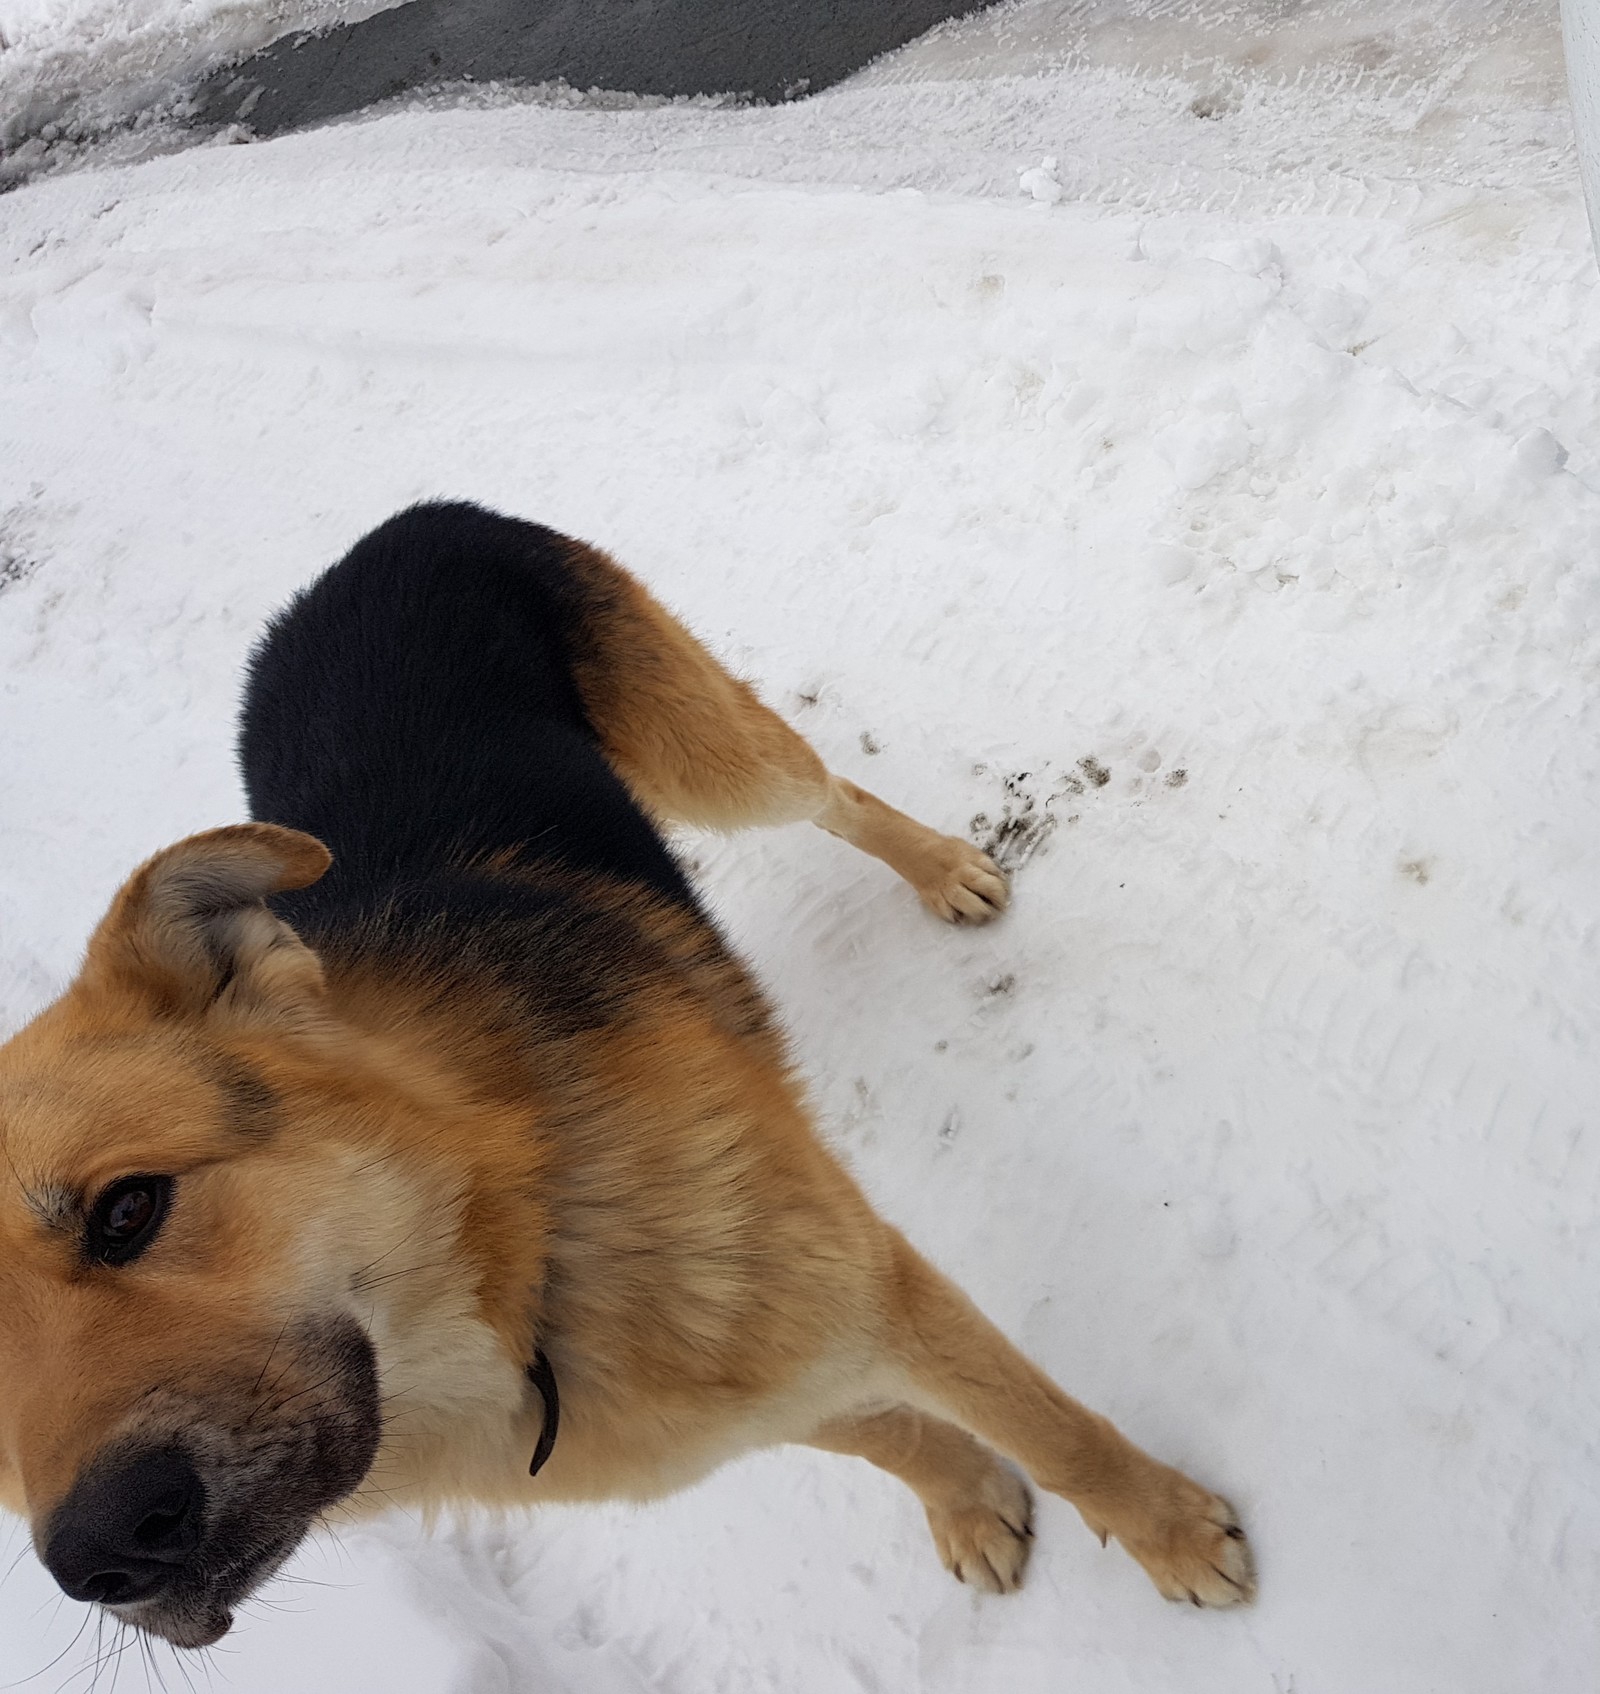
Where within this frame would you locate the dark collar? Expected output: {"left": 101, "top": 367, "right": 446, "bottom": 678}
{"left": 526, "top": 1349, "right": 560, "bottom": 1476}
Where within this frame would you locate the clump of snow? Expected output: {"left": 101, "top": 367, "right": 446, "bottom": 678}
{"left": 1019, "top": 153, "right": 1064, "bottom": 202}
{"left": 1, "top": 1, "right": 1597, "bottom": 1690}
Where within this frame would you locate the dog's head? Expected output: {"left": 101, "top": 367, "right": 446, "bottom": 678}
{"left": 0, "top": 826, "right": 396, "bottom": 1648}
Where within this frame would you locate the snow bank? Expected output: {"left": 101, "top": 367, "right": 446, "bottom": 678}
{"left": 0, "top": 0, "right": 404, "bottom": 143}
{"left": 0, "top": 2, "right": 1596, "bottom": 1690}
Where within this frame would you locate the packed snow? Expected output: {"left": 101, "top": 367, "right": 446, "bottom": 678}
{"left": 2, "top": 1, "right": 1598, "bottom": 1690}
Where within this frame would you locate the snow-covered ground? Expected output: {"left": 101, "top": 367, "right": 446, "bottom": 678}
{"left": 3, "top": 2, "right": 1598, "bottom": 1689}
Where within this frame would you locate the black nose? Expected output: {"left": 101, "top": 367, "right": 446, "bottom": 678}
{"left": 42, "top": 1446, "right": 205, "bottom": 1608}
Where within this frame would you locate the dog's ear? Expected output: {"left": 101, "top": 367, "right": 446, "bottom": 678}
{"left": 79, "top": 824, "right": 332, "bottom": 1032}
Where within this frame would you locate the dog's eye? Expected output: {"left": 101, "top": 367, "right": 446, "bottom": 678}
{"left": 86, "top": 1176, "right": 174, "bottom": 1266}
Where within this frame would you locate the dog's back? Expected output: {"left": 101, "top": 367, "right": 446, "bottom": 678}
{"left": 240, "top": 501, "right": 697, "bottom": 914}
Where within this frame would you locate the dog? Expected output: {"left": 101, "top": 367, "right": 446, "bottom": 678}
{"left": 0, "top": 502, "right": 1253, "bottom": 1650}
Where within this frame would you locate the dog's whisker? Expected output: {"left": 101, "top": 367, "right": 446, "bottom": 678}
{"left": 249, "top": 1315, "right": 294, "bottom": 1400}
{"left": 104, "top": 1619, "right": 137, "bottom": 1694}
{"left": 75, "top": 1610, "right": 125, "bottom": 1694}
{"left": 3, "top": 1533, "right": 38, "bottom": 1589}
{"left": 349, "top": 1258, "right": 459, "bottom": 1294}
{"left": 2, "top": 1604, "right": 92, "bottom": 1692}
{"left": 346, "top": 1229, "right": 429, "bottom": 1281}
{"left": 248, "top": 1360, "right": 359, "bottom": 1423}
{"left": 135, "top": 1625, "right": 163, "bottom": 1694}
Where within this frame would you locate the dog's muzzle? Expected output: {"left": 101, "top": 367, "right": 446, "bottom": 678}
{"left": 36, "top": 1315, "right": 381, "bottom": 1648}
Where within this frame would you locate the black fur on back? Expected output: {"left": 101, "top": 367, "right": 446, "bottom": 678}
{"left": 240, "top": 503, "right": 704, "bottom": 979}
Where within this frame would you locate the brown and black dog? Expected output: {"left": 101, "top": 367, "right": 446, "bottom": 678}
{"left": 0, "top": 503, "right": 1253, "bottom": 1650}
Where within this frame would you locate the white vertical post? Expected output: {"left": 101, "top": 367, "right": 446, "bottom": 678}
{"left": 1563, "top": 0, "right": 1600, "bottom": 255}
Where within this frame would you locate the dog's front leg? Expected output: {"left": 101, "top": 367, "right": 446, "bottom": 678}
{"left": 807, "top": 1405, "right": 1034, "bottom": 1592}
{"left": 871, "top": 1229, "right": 1256, "bottom": 1608}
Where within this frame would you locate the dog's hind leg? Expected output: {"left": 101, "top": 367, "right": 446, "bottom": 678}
{"left": 807, "top": 1406, "right": 1034, "bottom": 1592}
{"left": 871, "top": 1229, "right": 1256, "bottom": 1608}
{"left": 559, "top": 540, "right": 1009, "bottom": 924}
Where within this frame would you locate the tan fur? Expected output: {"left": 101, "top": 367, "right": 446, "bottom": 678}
{"left": 560, "top": 540, "right": 1011, "bottom": 923}
{"left": 0, "top": 544, "right": 1253, "bottom": 1635}
{"left": 809, "top": 1406, "right": 1035, "bottom": 1594}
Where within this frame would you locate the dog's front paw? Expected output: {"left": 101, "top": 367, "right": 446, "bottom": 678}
{"left": 925, "top": 1464, "right": 1034, "bottom": 1592}
{"left": 1103, "top": 1471, "right": 1255, "bottom": 1608}
{"left": 915, "top": 838, "right": 1010, "bottom": 925}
